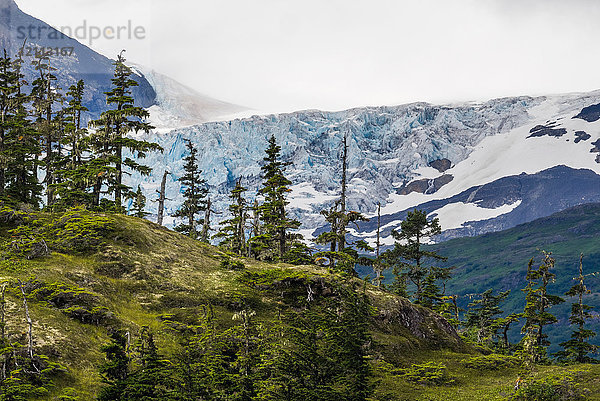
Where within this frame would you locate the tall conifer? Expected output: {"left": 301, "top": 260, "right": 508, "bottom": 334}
{"left": 383, "top": 209, "right": 448, "bottom": 303}
{"left": 555, "top": 254, "right": 598, "bottom": 363}
{"left": 215, "top": 178, "right": 248, "bottom": 254}
{"left": 89, "top": 51, "right": 161, "bottom": 211}
{"left": 173, "top": 140, "right": 207, "bottom": 239}
{"left": 252, "top": 135, "right": 301, "bottom": 261}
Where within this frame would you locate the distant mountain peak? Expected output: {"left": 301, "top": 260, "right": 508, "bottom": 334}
{"left": 0, "top": 0, "right": 156, "bottom": 114}
{"left": 130, "top": 63, "right": 248, "bottom": 130}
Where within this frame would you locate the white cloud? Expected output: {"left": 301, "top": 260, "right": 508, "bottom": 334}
{"left": 15, "top": 0, "right": 600, "bottom": 113}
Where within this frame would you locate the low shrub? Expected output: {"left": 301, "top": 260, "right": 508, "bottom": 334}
{"left": 220, "top": 257, "right": 245, "bottom": 271}
{"left": 510, "top": 372, "right": 587, "bottom": 401}
{"left": 399, "top": 362, "right": 454, "bottom": 385}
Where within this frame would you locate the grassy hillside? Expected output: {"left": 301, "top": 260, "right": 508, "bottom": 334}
{"left": 0, "top": 207, "right": 598, "bottom": 400}
{"left": 367, "top": 203, "right": 600, "bottom": 349}
{"left": 431, "top": 202, "right": 600, "bottom": 350}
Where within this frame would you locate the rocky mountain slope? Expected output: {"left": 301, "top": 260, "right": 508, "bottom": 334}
{"left": 0, "top": 0, "right": 156, "bottom": 116}
{"left": 127, "top": 90, "right": 600, "bottom": 246}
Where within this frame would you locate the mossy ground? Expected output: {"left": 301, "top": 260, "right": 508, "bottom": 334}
{"left": 0, "top": 213, "right": 597, "bottom": 400}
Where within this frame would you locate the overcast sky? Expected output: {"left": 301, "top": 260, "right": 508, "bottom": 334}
{"left": 15, "top": 0, "right": 600, "bottom": 113}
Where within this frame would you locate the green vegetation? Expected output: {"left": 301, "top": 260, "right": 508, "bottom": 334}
{"left": 0, "top": 41, "right": 597, "bottom": 399}
{"left": 172, "top": 139, "right": 208, "bottom": 239}
{"left": 0, "top": 208, "right": 594, "bottom": 399}
{"left": 416, "top": 203, "right": 600, "bottom": 352}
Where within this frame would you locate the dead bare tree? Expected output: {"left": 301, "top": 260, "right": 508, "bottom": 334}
{"left": 201, "top": 197, "right": 221, "bottom": 243}
{"left": 374, "top": 202, "right": 383, "bottom": 287}
{"left": 17, "top": 280, "right": 35, "bottom": 367}
{"left": 155, "top": 170, "right": 170, "bottom": 226}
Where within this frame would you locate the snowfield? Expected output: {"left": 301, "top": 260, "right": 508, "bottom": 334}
{"left": 125, "top": 83, "right": 600, "bottom": 245}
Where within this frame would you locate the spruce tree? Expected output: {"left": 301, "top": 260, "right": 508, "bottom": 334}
{"left": 173, "top": 139, "right": 207, "bottom": 239}
{"left": 337, "top": 132, "right": 349, "bottom": 252}
{"left": 520, "top": 258, "right": 542, "bottom": 368}
{"left": 383, "top": 209, "right": 448, "bottom": 304}
{"left": 252, "top": 135, "right": 301, "bottom": 261}
{"left": 519, "top": 252, "right": 564, "bottom": 366}
{"left": 53, "top": 80, "right": 94, "bottom": 208}
{"left": 98, "top": 330, "right": 130, "bottom": 401}
{"left": 131, "top": 185, "right": 148, "bottom": 218}
{"left": 314, "top": 134, "right": 369, "bottom": 273}
{"left": 4, "top": 51, "right": 42, "bottom": 207}
{"left": 122, "top": 327, "right": 182, "bottom": 400}
{"left": 555, "top": 254, "right": 598, "bottom": 363}
{"left": 258, "top": 284, "right": 373, "bottom": 400}
{"left": 89, "top": 51, "right": 161, "bottom": 211}
{"left": 535, "top": 251, "right": 565, "bottom": 348}
{"left": 315, "top": 205, "right": 368, "bottom": 273}
{"left": 215, "top": 178, "right": 248, "bottom": 254}
{"left": 465, "top": 289, "right": 510, "bottom": 345}
{"left": 30, "top": 53, "right": 62, "bottom": 207}
{"left": 0, "top": 50, "right": 17, "bottom": 199}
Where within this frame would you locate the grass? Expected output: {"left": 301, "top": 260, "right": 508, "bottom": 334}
{"left": 1, "top": 211, "right": 597, "bottom": 399}
{"left": 373, "top": 349, "right": 600, "bottom": 400}
{"left": 371, "top": 203, "right": 600, "bottom": 352}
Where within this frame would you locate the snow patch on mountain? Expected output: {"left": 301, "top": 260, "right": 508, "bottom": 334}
{"left": 381, "top": 92, "right": 600, "bottom": 219}
{"left": 125, "top": 90, "right": 600, "bottom": 245}
{"left": 430, "top": 200, "right": 522, "bottom": 231}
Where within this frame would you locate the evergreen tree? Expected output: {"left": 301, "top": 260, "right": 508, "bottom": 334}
{"left": 257, "top": 284, "right": 373, "bottom": 401}
{"left": 175, "top": 307, "right": 260, "bottom": 400}
{"left": 53, "top": 80, "right": 94, "bottom": 208}
{"left": 519, "top": 252, "right": 564, "bottom": 366}
{"left": 315, "top": 134, "right": 369, "bottom": 274}
{"left": 337, "top": 132, "right": 349, "bottom": 252}
{"left": 173, "top": 139, "right": 207, "bottom": 239}
{"left": 215, "top": 178, "right": 248, "bottom": 255}
{"left": 252, "top": 135, "right": 301, "bottom": 261}
{"left": 315, "top": 207, "right": 368, "bottom": 274}
{"left": 122, "top": 327, "right": 183, "bottom": 400}
{"left": 131, "top": 185, "right": 148, "bottom": 218}
{"left": 555, "top": 254, "right": 598, "bottom": 363}
{"left": 520, "top": 258, "right": 543, "bottom": 368}
{"left": 89, "top": 51, "right": 161, "bottom": 211}
{"left": 30, "top": 53, "right": 62, "bottom": 207}
{"left": 0, "top": 50, "right": 17, "bottom": 200}
{"left": 383, "top": 209, "right": 448, "bottom": 304}
{"left": 464, "top": 289, "right": 510, "bottom": 345}
{"left": 535, "top": 251, "right": 565, "bottom": 349}
{"left": 98, "top": 330, "right": 130, "bottom": 401}
{"left": 4, "top": 51, "right": 42, "bottom": 207}
{"left": 437, "top": 294, "right": 463, "bottom": 330}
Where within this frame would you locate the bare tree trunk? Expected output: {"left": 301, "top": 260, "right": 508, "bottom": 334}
{"left": 337, "top": 133, "right": 348, "bottom": 252}
{"left": 201, "top": 198, "right": 212, "bottom": 242}
{"left": 156, "top": 170, "right": 169, "bottom": 226}
{"left": 0, "top": 282, "right": 6, "bottom": 340}
{"left": 577, "top": 253, "right": 585, "bottom": 362}
{"left": 18, "top": 280, "right": 34, "bottom": 361}
{"left": 375, "top": 202, "right": 382, "bottom": 286}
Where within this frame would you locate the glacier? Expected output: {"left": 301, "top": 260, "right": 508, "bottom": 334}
{"left": 122, "top": 91, "right": 600, "bottom": 240}
{"left": 124, "top": 88, "right": 600, "bottom": 245}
